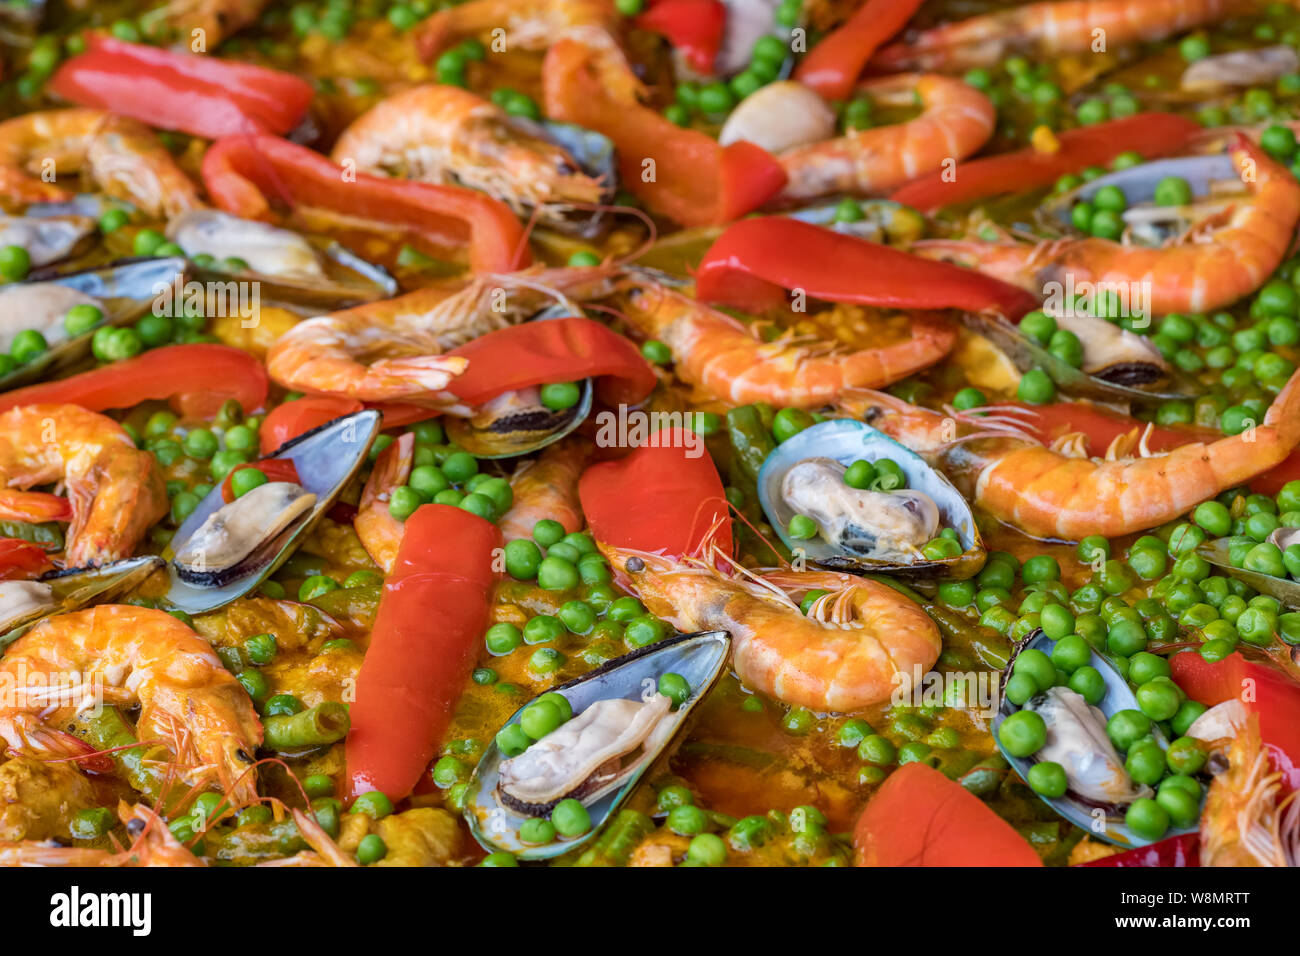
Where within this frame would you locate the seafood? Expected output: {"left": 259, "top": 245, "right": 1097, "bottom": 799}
{"left": 917, "top": 140, "right": 1300, "bottom": 315}
{"left": 331, "top": 86, "right": 606, "bottom": 223}
{"left": 415, "top": 0, "right": 619, "bottom": 59}
{"left": 142, "top": 0, "right": 270, "bottom": 48}
{"left": 0, "top": 213, "right": 95, "bottom": 266}
{"left": 620, "top": 280, "right": 956, "bottom": 407}
{"left": 1025, "top": 686, "right": 1151, "bottom": 806}
{"left": 1200, "top": 715, "right": 1299, "bottom": 866}
{"left": 173, "top": 481, "right": 317, "bottom": 586}
{"left": 0, "top": 605, "right": 262, "bottom": 803}
{"left": 0, "top": 404, "right": 166, "bottom": 566}
{"left": 0, "top": 109, "right": 203, "bottom": 216}
{"left": 497, "top": 437, "right": 592, "bottom": 542}
{"left": 871, "top": 0, "right": 1254, "bottom": 72}
{"left": 355, "top": 432, "right": 414, "bottom": 574}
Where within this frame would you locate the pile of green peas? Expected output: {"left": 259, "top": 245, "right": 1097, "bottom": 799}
{"left": 935, "top": 549, "right": 1069, "bottom": 643}
{"left": 835, "top": 705, "right": 970, "bottom": 786}
{"left": 1067, "top": 174, "right": 1192, "bottom": 241}
{"left": 383, "top": 420, "right": 515, "bottom": 524}
{"left": 963, "top": 55, "right": 1065, "bottom": 133}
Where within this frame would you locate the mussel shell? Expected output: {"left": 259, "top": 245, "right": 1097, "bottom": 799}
{"left": 444, "top": 381, "right": 594, "bottom": 459}
{"left": 0, "top": 257, "right": 188, "bottom": 391}
{"left": 1197, "top": 538, "right": 1300, "bottom": 610}
{"left": 0, "top": 556, "right": 165, "bottom": 651}
{"left": 190, "top": 241, "right": 397, "bottom": 312}
{"left": 465, "top": 630, "right": 730, "bottom": 862}
{"left": 0, "top": 212, "right": 96, "bottom": 267}
{"left": 994, "top": 629, "right": 1199, "bottom": 848}
{"left": 162, "top": 410, "right": 381, "bottom": 615}
{"left": 758, "top": 419, "right": 985, "bottom": 579}
{"left": 173, "top": 482, "right": 316, "bottom": 587}
{"left": 786, "top": 199, "right": 926, "bottom": 244}
{"left": 962, "top": 311, "right": 1203, "bottom": 407}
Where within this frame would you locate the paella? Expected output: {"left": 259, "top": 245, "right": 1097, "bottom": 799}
{"left": 0, "top": 0, "right": 1295, "bottom": 871}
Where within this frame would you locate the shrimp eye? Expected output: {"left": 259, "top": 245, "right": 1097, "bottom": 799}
{"left": 126, "top": 819, "right": 145, "bottom": 836}
{"left": 236, "top": 748, "right": 254, "bottom": 764}
{"left": 625, "top": 556, "right": 645, "bottom": 573}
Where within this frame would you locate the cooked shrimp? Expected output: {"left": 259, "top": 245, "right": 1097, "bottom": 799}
{"left": 0, "top": 803, "right": 205, "bottom": 867}
{"left": 0, "top": 110, "right": 204, "bottom": 217}
{"left": 1200, "top": 714, "right": 1299, "bottom": 866}
{"left": 872, "top": 0, "right": 1255, "bottom": 72}
{"left": 415, "top": 0, "right": 617, "bottom": 59}
{"left": 142, "top": 0, "right": 269, "bottom": 48}
{"left": 331, "top": 86, "right": 605, "bottom": 222}
{"left": 778, "top": 74, "right": 995, "bottom": 201}
{"left": 0, "top": 404, "right": 167, "bottom": 567}
{"left": 498, "top": 437, "right": 592, "bottom": 542}
{"left": 267, "top": 265, "right": 618, "bottom": 404}
{"left": 0, "top": 605, "right": 263, "bottom": 804}
{"left": 605, "top": 543, "right": 940, "bottom": 711}
{"left": 916, "top": 139, "right": 1300, "bottom": 315}
{"left": 849, "top": 364, "right": 1300, "bottom": 541}
{"left": 620, "top": 279, "right": 956, "bottom": 408}
{"left": 355, "top": 432, "right": 414, "bottom": 574}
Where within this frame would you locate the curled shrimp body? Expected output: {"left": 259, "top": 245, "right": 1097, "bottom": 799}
{"left": 355, "top": 432, "right": 414, "bottom": 574}
{"left": 855, "top": 365, "right": 1300, "bottom": 541}
{"left": 267, "top": 265, "right": 617, "bottom": 405}
{"left": 415, "top": 0, "right": 618, "bottom": 59}
{"left": 607, "top": 546, "right": 940, "bottom": 711}
{"left": 916, "top": 139, "right": 1299, "bottom": 315}
{"left": 778, "top": 74, "right": 995, "bottom": 202}
{"left": 0, "top": 110, "right": 204, "bottom": 217}
{"left": 0, "top": 404, "right": 166, "bottom": 567}
{"left": 620, "top": 280, "right": 955, "bottom": 408}
{"left": 0, "top": 605, "right": 263, "bottom": 804}
{"left": 872, "top": 0, "right": 1254, "bottom": 72}
{"left": 331, "top": 86, "right": 604, "bottom": 221}
{"left": 498, "top": 437, "right": 592, "bottom": 542}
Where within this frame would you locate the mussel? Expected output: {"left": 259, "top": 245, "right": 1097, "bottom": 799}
{"left": 0, "top": 213, "right": 96, "bottom": 267}
{"left": 162, "top": 410, "right": 381, "bottom": 615}
{"left": 758, "top": 419, "right": 984, "bottom": 578}
{"left": 994, "top": 630, "right": 1200, "bottom": 848}
{"left": 785, "top": 197, "right": 927, "bottom": 245}
{"left": 465, "top": 630, "right": 730, "bottom": 861}
{"left": 0, "top": 556, "right": 164, "bottom": 650}
{"left": 1181, "top": 45, "right": 1299, "bottom": 92}
{"left": 169, "top": 210, "right": 397, "bottom": 310}
{"left": 0, "top": 256, "right": 187, "bottom": 391}
{"left": 506, "top": 119, "right": 618, "bottom": 237}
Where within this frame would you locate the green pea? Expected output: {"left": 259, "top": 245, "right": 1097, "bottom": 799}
{"left": 1017, "top": 368, "right": 1056, "bottom": 404}
{"left": 503, "top": 538, "right": 542, "bottom": 580}
{"left": 1067, "top": 665, "right": 1106, "bottom": 705}
{"left": 625, "top": 614, "right": 667, "bottom": 648}
{"left": 298, "top": 575, "right": 339, "bottom": 602}
{"left": 658, "top": 672, "right": 691, "bottom": 707}
{"left": 522, "top": 615, "right": 563, "bottom": 645}
{"left": 998, "top": 710, "right": 1046, "bottom": 757}
{"left": 1027, "top": 761, "right": 1068, "bottom": 798}
{"left": 519, "top": 699, "right": 566, "bottom": 741}
{"left": 243, "top": 632, "right": 277, "bottom": 666}
{"left": 551, "top": 798, "right": 591, "bottom": 837}
{"left": 1106, "top": 709, "right": 1151, "bottom": 751}
{"left": 537, "top": 555, "right": 580, "bottom": 590}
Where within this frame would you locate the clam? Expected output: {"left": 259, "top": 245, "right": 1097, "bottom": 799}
{"left": 994, "top": 629, "right": 1200, "bottom": 848}
{"left": 0, "top": 256, "right": 188, "bottom": 391}
{"left": 758, "top": 419, "right": 984, "bottom": 578}
{"left": 162, "top": 410, "right": 381, "bottom": 615}
{"left": 465, "top": 630, "right": 730, "bottom": 861}
{"left": 169, "top": 210, "right": 397, "bottom": 310}
{"left": 0, "top": 213, "right": 96, "bottom": 266}
{"left": 0, "top": 556, "right": 164, "bottom": 650}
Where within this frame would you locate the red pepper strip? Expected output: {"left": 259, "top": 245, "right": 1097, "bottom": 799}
{"left": 853, "top": 763, "right": 1043, "bottom": 866}
{"left": 201, "top": 134, "right": 529, "bottom": 274}
{"left": 695, "top": 217, "right": 1039, "bottom": 318}
{"left": 1080, "top": 832, "right": 1200, "bottom": 867}
{"left": 579, "top": 429, "right": 732, "bottom": 560}
{"left": 1170, "top": 650, "right": 1300, "bottom": 771}
{"left": 49, "top": 35, "right": 313, "bottom": 140}
{"left": 445, "top": 317, "right": 657, "bottom": 408}
{"left": 344, "top": 504, "right": 499, "bottom": 803}
{"left": 0, "top": 344, "right": 268, "bottom": 420}
{"left": 542, "top": 38, "right": 786, "bottom": 227}
{"left": 794, "top": 0, "right": 924, "bottom": 100}
{"left": 259, "top": 397, "right": 363, "bottom": 457}
{"left": 891, "top": 113, "right": 1202, "bottom": 213}
{"left": 0, "top": 538, "right": 52, "bottom": 580}
{"left": 634, "top": 0, "right": 726, "bottom": 74}
{"left": 220, "top": 459, "right": 301, "bottom": 503}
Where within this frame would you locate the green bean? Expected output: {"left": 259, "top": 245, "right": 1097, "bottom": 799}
{"left": 64, "top": 706, "right": 178, "bottom": 809}
{"left": 572, "top": 809, "right": 654, "bottom": 867}
{"left": 307, "top": 583, "right": 382, "bottom": 624}
{"left": 262, "top": 702, "right": 351, "bottom": 751}
{"left": 726, "top": 405, "right": 775, "bottom": 486}
{"left": 204, "top": 819, "right": 307, "bottom": 864}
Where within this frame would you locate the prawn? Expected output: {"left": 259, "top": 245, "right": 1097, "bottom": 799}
{"left": 619, "top": 278, "right": 956, "bottom": 408}
{"left": 604, "top": 537, "right": 941, "bottom": 711}
{"left": 778, "top": 74, "right": 995, "bottom": 202}
{"left": 915, "top": 138, "right": 1300, "bottom": 315}
{"left": 415, "top": 0, "right": 618, "bottom": 59}
{"left": 1200, "top": 714, "right": 1300, "bottom": 866}
{"left": 331, "top": 86, "right": 605, "bottom": 223}
{"left": 0, "top": 803, "right": 204, "bottom": 867}
{"left": 140, "top": 0, "right": 269, "bottom": 48}
{"left": 266, "top": 265, "right": 618, "bottom": 405}
{"left": 0, "top": 110, "right": 204, "bottom": 218}
{"left": 871, "top": 0, "right": 1256, "bottom": 72}
{"left": 846, "top": 363, "right": 1300, "bottom": 541}
{"left": 355, "top": 432, "right": 414, "bottom": 574}
{"left": 0, "top": 605, "right": 263, "bottom": 805}
{"left": 0, "top": 404, "right": 167, "bottom": 567}
{"left": 498, "top": 437, "right": 592, "bottom": 542}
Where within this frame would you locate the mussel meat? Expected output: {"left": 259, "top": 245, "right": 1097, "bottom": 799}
{"left": 1051, "top": 311, "right": 1170, "bottom": 387}
{"left": 0, "top": 213, "right": 95, "bottom": 267}
{"left": 0, "top": 556, "right": 164, "bottom": 649}
{"left": 1025, "top": 686, "right": 1152, "bottom": 807}
{"left": 173, "top": 482, "right": 317, "bottom": 587}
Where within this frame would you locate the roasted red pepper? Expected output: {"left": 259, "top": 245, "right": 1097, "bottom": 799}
{"left": 220, "top": 459, "right": 301, "bottom": 503}
{"left": 579, "top": 428, "right": 732, "bottom": 560}
{"left": 1080, "top": 832, "right": 1200, "bottom": 867}
{"left": 0, "top": 344, "right": 268, "bottom": 420}
{"left": 445, "top": 317, "right": 657, "bottom": 408}
{"left": 0, "top": 538, "right": 52, "bottom": 580}
{"left": 201, "top": 134, "right": 529, "bottom": 274}
{"left": 853, "top": 763, "right": 1043, "bottom": 866}
{"left": 258, "top": 396, "right": 363, "bottom": 457}
{"left": 891, "top": 113, "right": 1201, "bottom": 212}
{"left": 344, "top": 504, "right": 500, "bottom": 803}
{"left": 794, "top": 0, "right": 923, "bottom": 100}
{"left": 695, "top": 217, "right": 1038, "bottom": 317}
{"left": 635, "top": 0, "right": 727, "bottom": 74}
{"left": 49, "top": 35, "right": 314, "bottom": 140}
{"left": 1170, "top": 650, "right": 1300, "bottom": 769}
{"left": 542, "top": 38, "right": 786, "bottom": 227}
